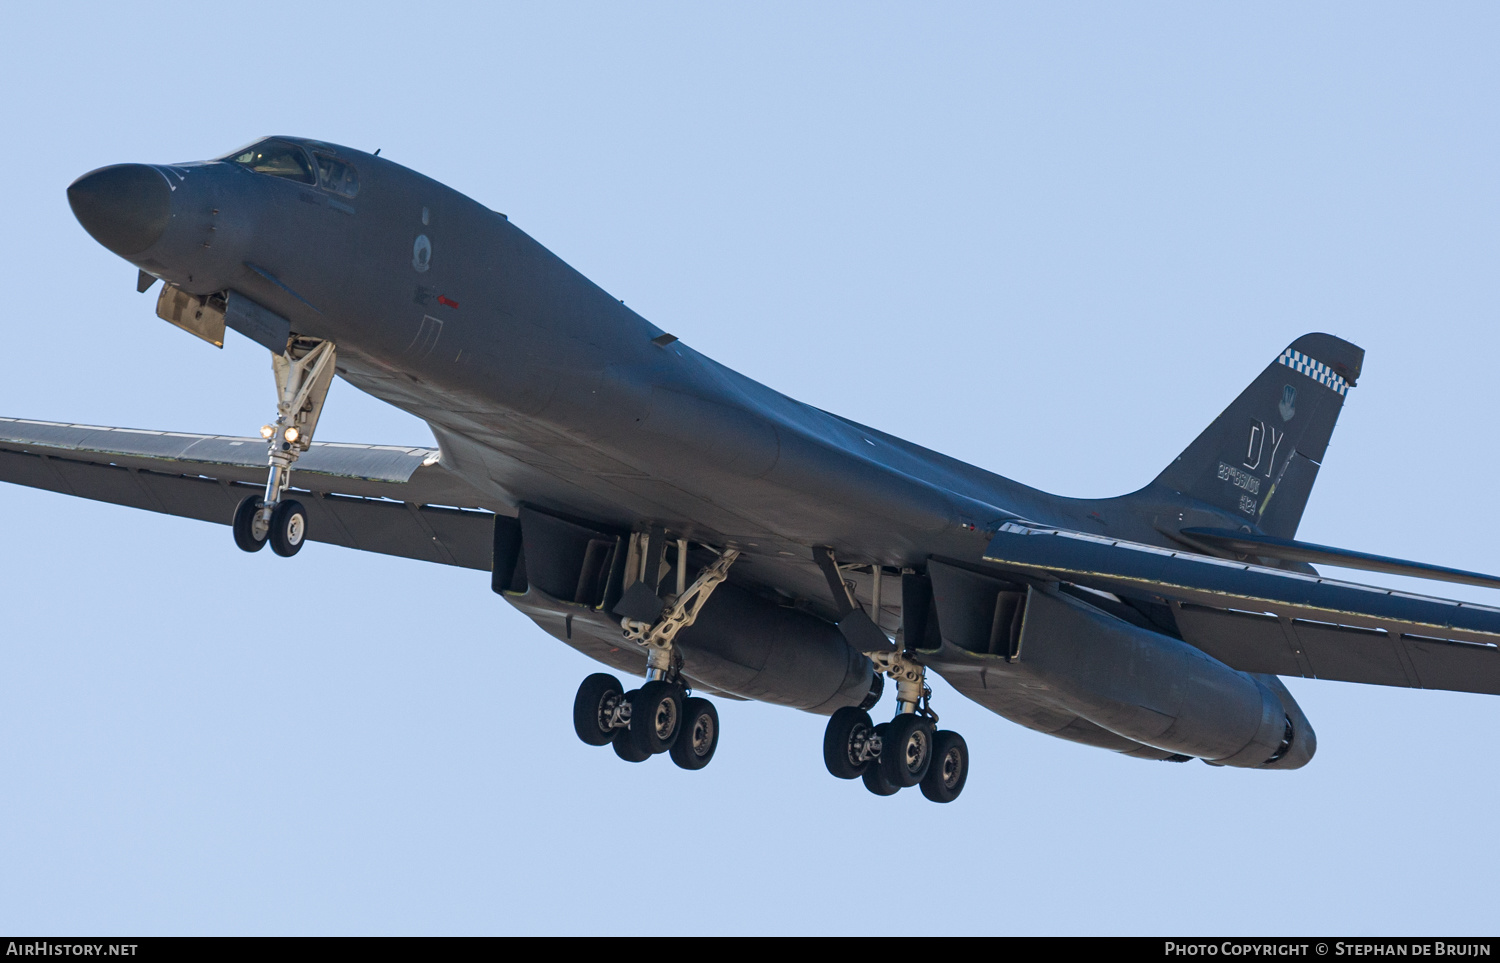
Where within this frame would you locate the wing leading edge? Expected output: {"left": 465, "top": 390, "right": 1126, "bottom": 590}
{"left": 1176, "top": 526, "right": 1500, "bottom": 591}
{"left": 0, "top": 417, "right": 496, "bottom": 570}
{"left": 980, "top": 523, "right": 1500, "bottom": 696}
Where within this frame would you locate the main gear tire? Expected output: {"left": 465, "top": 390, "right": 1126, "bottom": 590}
{"left": 920, "top": 730, "right": 969, "bottom": 803}
{"left": 669, "top": 697, "right": 719, "bottom": 771}
{"left": 881, "top": 713, "right": 934, "bottom": 788}
{"left": 573, "top": 673, "right": 626, "bottom": 747}
{"left": 629, "top": 681, "right": 682, "bottom": 756}
{"left": 822, "top": 706, "right": 875, "bottom": 779}
{"left": 612, "top": 723, "right": 651, "bottom": 763}
{"left": 862, "top": 725, "right": 900, "bottom": 795}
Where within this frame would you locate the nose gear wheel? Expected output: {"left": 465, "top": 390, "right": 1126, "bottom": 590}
{"left": 268, "top": 499, "right": 308, "bottom": 557}
{"left": 232, "top": 495, "right": 268, "bottom": 553}
{"left": 231, "top": 337, "right": 335, "bottom": 558}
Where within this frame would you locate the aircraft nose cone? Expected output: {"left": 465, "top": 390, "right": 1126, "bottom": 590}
{"left": 67, "top": 164, "right": 171, "bottom": 256}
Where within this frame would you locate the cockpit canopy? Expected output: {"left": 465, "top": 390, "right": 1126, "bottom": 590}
{"left": 224, "top": 138, "right": 359, "bottom": 198}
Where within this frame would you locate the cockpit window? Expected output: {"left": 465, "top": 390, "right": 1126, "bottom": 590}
{"left": 315, "top": 154, "right": 359, "bottom": 198}
{"left": 226, "top": 140, "right": 316, "bottom": 184}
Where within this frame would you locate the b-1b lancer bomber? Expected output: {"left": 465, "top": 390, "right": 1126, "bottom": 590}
{"left": 14, "top": 137, "right": 1500, "bottom": 801}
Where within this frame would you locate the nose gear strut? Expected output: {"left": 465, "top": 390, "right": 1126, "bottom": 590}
{"left": 570, "top": 538, "right": 737, "bottom": 769}
{"left": 231, "top": 336, "right": 336, "bottom": 557}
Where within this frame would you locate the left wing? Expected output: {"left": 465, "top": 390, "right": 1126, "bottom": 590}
{"left": 979, "top": 522, "right": 1500, "bottom": 695}
{"left": 0, "top": 417, "right": 496, "bottom": 570}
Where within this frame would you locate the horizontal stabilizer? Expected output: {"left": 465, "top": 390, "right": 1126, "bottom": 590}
{"left": 1178, "top": 527, "right": 1500, "bottom": 592}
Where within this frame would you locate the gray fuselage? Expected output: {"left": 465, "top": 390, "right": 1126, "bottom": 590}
{"left": 70, "top": 137, "right": 1233, "bottom": 616}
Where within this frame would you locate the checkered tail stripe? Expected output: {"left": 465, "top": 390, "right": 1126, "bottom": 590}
{"left": 1276, "top": 348, "right": 1349, "bottom": 396}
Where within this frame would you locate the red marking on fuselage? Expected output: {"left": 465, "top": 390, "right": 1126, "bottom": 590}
{"left": 437, "top": 295, "right": 459, "bottom": 308}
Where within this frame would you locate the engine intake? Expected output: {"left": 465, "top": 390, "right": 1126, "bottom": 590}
{"left": 496, "top": 507, "right": 876, "bottom": 714}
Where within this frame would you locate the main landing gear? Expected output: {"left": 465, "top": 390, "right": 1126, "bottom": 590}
{"left": 824, "top": 652, "right": 970, "bottom": 803}
{"left": 232, "top": 337, "right": 336, "bottom": 558}
{"left": 571, "top": 539, "right": 738, "bottom": 771}
{"left": 817, "top": 556, "right": 970, "bottom": 803}
{"left": 573, "top": 672, "right": 721, "bottom": 769}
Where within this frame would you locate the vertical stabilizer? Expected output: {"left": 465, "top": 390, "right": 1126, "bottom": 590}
{"left": 1153, "top": 333, "right": 1363, "bottom": 539}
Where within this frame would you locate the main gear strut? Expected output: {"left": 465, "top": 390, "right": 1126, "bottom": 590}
{"left": 231, "top": 337, "right": 336, "bottom": 557}
{"left": 572, "top": 537, "right": 738, "bottom": 770}
{"left": 816, "top": 553, "right": 971, "bottom": 803}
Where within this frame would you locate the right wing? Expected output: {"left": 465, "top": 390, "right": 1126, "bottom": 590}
{"left": 0, "top": 417, "right": 497, "bottom": 570}
{"left": 979, "top": 522, "right": 1500, "bottom": 696}
{"left": 1176, "top": 526, "right": 1500, "bottom": 591}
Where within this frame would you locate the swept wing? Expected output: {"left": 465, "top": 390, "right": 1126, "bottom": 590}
{"left": 0, "top": 417, "right": 495, "bottom": 570}
{"left": 980, "top": 523, "right": 1500, "bottom": 695}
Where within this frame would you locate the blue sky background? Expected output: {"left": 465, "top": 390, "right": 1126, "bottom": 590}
{"left": 1, "top": 2, "right": 1498, "bottom": 935}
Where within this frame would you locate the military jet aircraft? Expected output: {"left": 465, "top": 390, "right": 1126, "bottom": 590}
{"left": 14, "top": 136, "right": 1500, "bottom": 803}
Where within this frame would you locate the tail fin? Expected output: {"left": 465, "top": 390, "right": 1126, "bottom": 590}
{"left": 1153, "top": 333, "right": 1364, "bottom": 539}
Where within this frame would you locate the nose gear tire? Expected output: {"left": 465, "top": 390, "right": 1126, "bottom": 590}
{"left": 823, "top": 706, "right": 874, "bottom": 779}
{"left": 573, "top": 673, "right": 625, "bottom": 747}
{"left": 268, "top": 499, "right": 308, "bottom": 557}
{"left": 669, "top": 697, "right": 719, "bottom": 770}
{"left": 232, "top": 495, "right": 267, "bottom": 553}
{"left": 919, "top": 729, "right": 969, "bottom": 803}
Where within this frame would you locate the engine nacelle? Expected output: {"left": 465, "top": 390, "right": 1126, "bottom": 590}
{"left": 676, "top": 583, "right": 877, "bottom": 714}
{"left": 1248, "top": 673, "right": 1317, "bottom": 770}
{"left": 1012, "top": 586, "right": 1315, "bottom": 769}
{"left": 496, "top": 507, "right": 877, "bottom": 714}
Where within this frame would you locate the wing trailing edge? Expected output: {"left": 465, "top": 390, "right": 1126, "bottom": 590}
{"left": 980, "top": 522, "right": 1500, "bottom": 696}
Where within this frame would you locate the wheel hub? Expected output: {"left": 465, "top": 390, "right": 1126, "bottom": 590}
{"left": 846, "top": 722, "right": 873, "bottom": 766}
{"left": 940, "top": 747, "right": 962, "bottom": 787}
{"left": 598, "top": 693, "right": 621, "bottom": 733}
{"left": 904, "top": 728, "right": 929, "bottom": 772}
{"left": 691, "top": 714, "right": 713, "bottom": 755}
{"left": 654, "top": 698, "right": 677, "bottom": 739}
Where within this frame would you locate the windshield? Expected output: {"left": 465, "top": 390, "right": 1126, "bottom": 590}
{"left": 315, "top": 154, "right": 359, "bottom": 197}
{"left": 226, "top": 140, "right": 316, "bottom": 184}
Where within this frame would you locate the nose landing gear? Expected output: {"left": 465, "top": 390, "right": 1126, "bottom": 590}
{"left": 571, "top": 541, "right": 739, "bottom": 772}
{"left": 232, "top": 337, "right": 336, "bottom": 557}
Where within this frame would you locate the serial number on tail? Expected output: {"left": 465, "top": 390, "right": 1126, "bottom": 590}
{"left": 1218, "top": 461, "right": 1262, "bottom": 496}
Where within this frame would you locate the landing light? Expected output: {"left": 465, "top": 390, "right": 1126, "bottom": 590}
{"left": 259, "top": 425, "right": 275, "bottom": 440}
{"left": 283, "top": 427, "right": 300, "bottom": 443}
